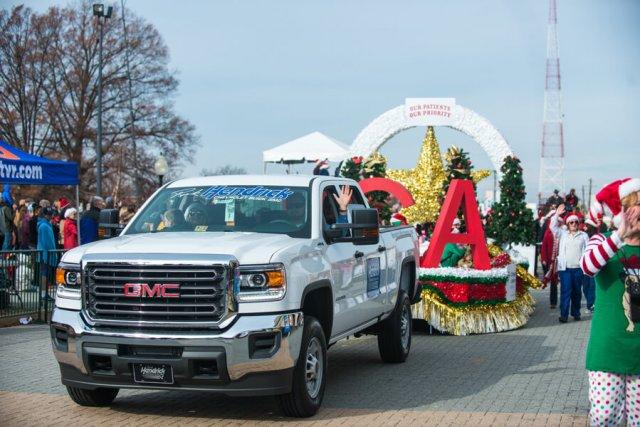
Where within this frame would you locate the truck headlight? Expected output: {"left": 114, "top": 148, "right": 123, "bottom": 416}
{"left": 56, "top": 267, "right": 81, "bottom": 287}
{"left": 54, "top": 263, "right": 82, "bottom": 310}
{"left": 237, "top": 263, "right": 286, "bottom": 302}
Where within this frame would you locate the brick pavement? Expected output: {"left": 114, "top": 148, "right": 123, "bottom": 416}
{"left": 0, "top": 289, "right": 590, "bottom": 425}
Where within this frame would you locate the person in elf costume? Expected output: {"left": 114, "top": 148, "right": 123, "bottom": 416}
{"left": 440, "top": 218, "right": 466, "bottom": 267}
{"left": 581, "top": 178, "right": 640, "bottom": 426}
{"left": 390, "top": 202, "right": 408, "bottom": 226}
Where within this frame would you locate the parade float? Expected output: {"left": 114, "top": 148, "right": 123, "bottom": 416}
{"left": 346, "top": 98, "right": 543, "bottom": 335}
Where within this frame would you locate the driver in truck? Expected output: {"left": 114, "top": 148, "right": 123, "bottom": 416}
{"left": 284, "top": 193, "right": 307, "bottom": 226}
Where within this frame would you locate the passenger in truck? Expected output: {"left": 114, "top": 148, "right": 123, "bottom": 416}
{"left": 284, "top": 193, "right": 307, "bottom": 227}
{"left": 184, "top": 202, "right": 208, "bottom": 227}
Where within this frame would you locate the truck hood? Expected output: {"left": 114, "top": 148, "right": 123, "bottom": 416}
{"left": 62, "top": 232, "right": 300, "bottom": 265}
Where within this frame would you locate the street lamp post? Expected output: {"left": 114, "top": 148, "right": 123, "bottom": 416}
{"left": 154, "top": 152, "right": 169, "bottom": 187}
{"left": 492, "top": 169, "right": 498, "bottom": 205}
{"left": 93, "top": 3, "right": 112, "bottom": 197}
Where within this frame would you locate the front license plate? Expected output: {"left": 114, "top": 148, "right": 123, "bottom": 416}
{"left": 133, "top": 363, "right": 174, "bottom": 384}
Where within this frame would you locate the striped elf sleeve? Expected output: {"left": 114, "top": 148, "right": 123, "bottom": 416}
{"left": 580, "top": 232, "right": 625, "bottom": 277}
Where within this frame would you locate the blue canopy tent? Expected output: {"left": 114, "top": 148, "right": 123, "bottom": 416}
{"left": 0, "top": 140, "right": 82, "bottom": 241}
{"left": 0, "top": 140, "right": 78, "bottom": 185}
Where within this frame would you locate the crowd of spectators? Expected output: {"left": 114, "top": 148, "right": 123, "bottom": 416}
{"left": 0, "top": 185, "right": 137, "bottom": 255}
{"left": 0, "top": 185, "right": 140, "bottom": 300}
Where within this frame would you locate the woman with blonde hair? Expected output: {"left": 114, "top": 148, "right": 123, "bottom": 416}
{"left": 13, "top": 203, "right": 26, "bottom": 247}
{"left": 581, "top": 178, "right": 640, "bottom": 425}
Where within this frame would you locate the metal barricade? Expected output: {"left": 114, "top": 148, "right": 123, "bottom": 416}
{"left": 0, "top": 249, "right": 67, "bottom": 323}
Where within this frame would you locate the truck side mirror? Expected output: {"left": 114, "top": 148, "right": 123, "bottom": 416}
{"left": 329, "top": 208, "right": 380, "bottom": 245}
{"left": 98, "top": 208, "right": 123, "bottom": 239}
{"left": 350, "top": 208, "right": 380, "bottom": 245}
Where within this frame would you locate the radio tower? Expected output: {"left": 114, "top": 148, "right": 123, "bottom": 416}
{"left": 538, "top": 0, "right": 565, "bottom": 203}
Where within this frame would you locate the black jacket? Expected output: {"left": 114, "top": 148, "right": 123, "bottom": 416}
{"left": 28, "top": 215, "right": 39, "bottom": 247}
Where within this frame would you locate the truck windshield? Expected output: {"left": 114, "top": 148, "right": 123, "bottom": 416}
{"left": 125, "top": 185, "right": 311, "bottom": 238}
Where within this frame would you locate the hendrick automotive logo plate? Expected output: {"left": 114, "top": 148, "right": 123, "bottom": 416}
{"left": 133, "top": 363, "right": 174, "bottom": 384}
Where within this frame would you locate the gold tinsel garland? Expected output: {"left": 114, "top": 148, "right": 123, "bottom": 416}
{"left": 487, "top": 244, "right": 544, "bottom": 289}
{"left": 411, "top": 244, "right": 543, "bottom": 335}
{"left": 412, "top": 288, "right": 535, "bottom": 336}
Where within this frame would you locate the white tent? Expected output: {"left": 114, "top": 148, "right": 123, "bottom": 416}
{"left": 262, "top": 132, "right": 349, "bottom": 172}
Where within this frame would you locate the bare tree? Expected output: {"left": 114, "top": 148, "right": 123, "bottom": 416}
{"left": 201, "top": 165, "right": 248, "bottom": 176}
{"left": 0, "top": 2, "right": 199, "bottom": 201}
{"left": 0, "top": 6, "right": 55, "bottom": 155}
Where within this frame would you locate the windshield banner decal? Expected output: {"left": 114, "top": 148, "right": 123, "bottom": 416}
{"left": 201, "top": 185, "right": 294, "bottom": 202}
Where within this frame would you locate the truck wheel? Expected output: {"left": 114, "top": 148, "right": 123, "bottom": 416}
{"left": 378, "top": 290, "right": 412, "bottom": 363}
{"left": 66, "top": 386, "right": 119, "bottom": 406}
{"left": 278, "top": 316, "right": 327, "bottom": 418}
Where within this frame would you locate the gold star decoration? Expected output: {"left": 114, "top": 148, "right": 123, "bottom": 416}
{"left": 387, "top": 126, "right": 446, "bottom": 223}
{"left": 386, "top": 128, "right": 492, "bottom": 224}
{"left": 472, "top": 169, "right": 492, "bottom": 183}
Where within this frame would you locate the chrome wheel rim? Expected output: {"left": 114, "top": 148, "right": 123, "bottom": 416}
{"left": 305, "top": 337, "right": 323, "bottom": 399}
{"left": 400, "top": 303, "right": 411, "bottom": 351}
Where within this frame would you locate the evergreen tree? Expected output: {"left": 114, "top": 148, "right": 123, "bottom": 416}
{"left": 486, "top": 156, "right": 535, "bottom": 246}
{"left": 441, "top": 146, "right": 475, "bottom": 200}
{"left": 362, "top": 152, "right": 391, "bottom": 221}
{"left": 339, "top": 152, "right": 391, "bottom": 221}
{"left": 361, "top": 152, "right": 386, "bottom": 179}
{"left": 340, "top": 157, "right": 363, "bottom": 180}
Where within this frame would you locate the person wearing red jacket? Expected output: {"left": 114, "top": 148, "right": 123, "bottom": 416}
{"left": 63, "top": 208, "right": 78, "bottom": 250}
{"left": 541, "top": 224, "right": 559, "bottom": 308}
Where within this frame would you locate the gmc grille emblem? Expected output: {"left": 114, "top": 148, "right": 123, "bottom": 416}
{"left": 123, "top": 283, "right": 180, "bottom": 298}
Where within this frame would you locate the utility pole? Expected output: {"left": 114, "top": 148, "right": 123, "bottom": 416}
{"left": 120, "top": 0, "right": 141, "bottom": 200}
{"left": 587, "top": 178, "right": 593, "bottom": 210}
{"left": 93, "top": 4, "right": 113, "bottom": 197}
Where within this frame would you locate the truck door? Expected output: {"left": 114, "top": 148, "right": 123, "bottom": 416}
{"left": 320, "top": 184, "right": 363, "bottom": 336}
{"left": 347, "top": 185, "right": 388, "bottom": 323}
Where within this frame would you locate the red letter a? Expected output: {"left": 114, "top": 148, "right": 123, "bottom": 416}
{"left": 421, "top": 179, "right": 490, "bottom": 269}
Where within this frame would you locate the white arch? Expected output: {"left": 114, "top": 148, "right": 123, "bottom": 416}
{"left": 350, "top": 104, "right": 513, "bottom": 178}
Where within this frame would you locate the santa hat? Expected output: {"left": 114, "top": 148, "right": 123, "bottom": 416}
{"left": 391, "top": 212, "right": 407, "bottom": 225}
{"left": 589, "top": 178, "right": 640, "bottom": 227}
{"left": 59, "top": 197, "right": 70, "bottom": 209}
{"left": 585, "top": 217, "right": 598, "bottom": 228}
{"left": 565, "top": 214, "right": 580, "bottom": 223}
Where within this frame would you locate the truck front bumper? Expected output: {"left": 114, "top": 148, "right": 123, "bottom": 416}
{"left": 50, "top": 308, "right": 303, "bottom": 396}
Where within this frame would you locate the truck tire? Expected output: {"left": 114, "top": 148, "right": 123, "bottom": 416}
{"left": 278, "top": 316, "right": 327, "bottom": 418}
{"left": 378, "top": 290, "right": 412, "bottom": 363}
{"left": 66, "top": 386, "right": 119, "bottom": 406}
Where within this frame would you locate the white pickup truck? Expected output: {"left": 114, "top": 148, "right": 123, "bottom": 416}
{"left": 51, "top": 175, "right": 419, "bottom": 417}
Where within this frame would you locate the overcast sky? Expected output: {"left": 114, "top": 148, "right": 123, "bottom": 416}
{"left": 7, "top": 0, "right": 640, "bottom": 202}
